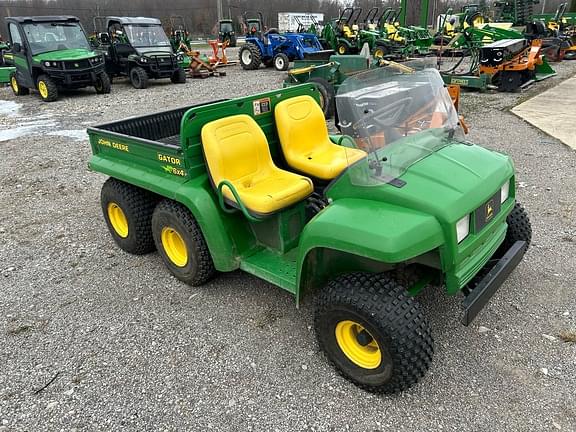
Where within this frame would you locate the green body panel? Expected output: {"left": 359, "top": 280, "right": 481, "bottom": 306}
{"left": 0, "top": 66, "right": 15, "bottom": 83}
{"left": 32, "top": 48, "right": 98, "bottom": 62}
{"left": 441, "top": 73, "right": 490, "bottom": 90}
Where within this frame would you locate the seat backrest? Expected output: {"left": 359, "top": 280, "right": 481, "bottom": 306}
{"left": 275, "top": 95, "right": 331, "bottom": 162}
{"left": 201, "top": 114, "right": 273, "bottom": 187}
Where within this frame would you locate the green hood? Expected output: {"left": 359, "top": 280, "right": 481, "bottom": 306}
{"left": 327, "top": 142, "right": 514, "bottom": 225}
{"left": 33, "top": 48, "right": 97, "bottom": 62}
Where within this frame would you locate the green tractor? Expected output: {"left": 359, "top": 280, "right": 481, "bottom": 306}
{"left": 88, "top": 61, "right": 531, "bottom": 394}
{"left": 92, "top": 16, "right": 186, "bottom": 89}
{"left": 168, "top": 15, "right": 192, "bottom": 52}
{"left": 3, "top": 16, "right": 110, "bottom": 102}
{"left": 218, "top": 19, "right": 237, "bottom": 47}
{"left": 0, "top": 36, "right": 14, "bottom": 84}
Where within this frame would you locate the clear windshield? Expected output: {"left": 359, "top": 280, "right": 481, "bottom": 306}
{"left": 23, "top": 22, "right": 90, "bottom": 55}
{"left": 125, "top": 25, "right": 171, "bottom": 48}
{"left": 220, "top": 23, "right": 233, "bottom": 32}
{"left": 336, "top": 60, "right": 463, "bottom": 186}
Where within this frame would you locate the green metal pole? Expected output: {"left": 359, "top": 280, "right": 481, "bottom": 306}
{"left": 420, "top": 0, "right": 431, "bottom": 27}
{"left": 399, "top": 0, "right": 407, "bottom": 26}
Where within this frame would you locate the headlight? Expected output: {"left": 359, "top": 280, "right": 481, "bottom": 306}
{"left": 139, "top": 57, "right": 148, "bottom": 63}
{"left": 177, "top": 53, "right": 183, "bottom": 61}
{"left": 500, "top": 180, "right": 510, "bottom": 204}
{"left": 456, "top": 215, "right": 470, "bottom": 243}
{"left": 44, "top": 61, "right": 50, "bottom": 67}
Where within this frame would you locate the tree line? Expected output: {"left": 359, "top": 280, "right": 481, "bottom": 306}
{"left": 0, "top": 0, "right": 572, "bottom": 39}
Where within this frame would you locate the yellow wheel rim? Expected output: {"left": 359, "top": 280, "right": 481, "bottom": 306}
{"left": 38, "top": 81, "right": 49, "bottom": 99}
{"left": 374, "top": 48, "right": 384, "bottom": 58}
{"left": 161, "top": 226, "right": 188, "bottom": 267}
{"left": 11, "top": 76, "right": 18, "bottom": 93}
{"left": 338, "top": 45, "right": 346, "bottom": 54}
{"left": 107, "top": 202, "right": 129, "bottom": 238}
{"left": 335, "top": 320, "right": 382, "bottom": 369}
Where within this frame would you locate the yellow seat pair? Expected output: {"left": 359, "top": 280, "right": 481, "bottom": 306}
{"left": 201, "top": 96, "right": 366, "bottom": 216}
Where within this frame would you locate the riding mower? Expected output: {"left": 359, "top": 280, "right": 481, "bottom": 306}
{"left": 3, "top": 16, "right": 110, "bottom": 101}
{"left": 218, "top": 19, "right": 237, "bottom": 47}
{"left": 87, "top": 60, "right": 531, "bottom": 395}
{"left": 377, "top": 7, "right": 433, "bottom": 57}
{"left": 320, "top": 7, "right": 364, "bottom": 55}
{"left": 91, "top": 16, "right": 186, "bottom": 89}
{"left": 239, "top": 12, "right": 331, "bottom": 71}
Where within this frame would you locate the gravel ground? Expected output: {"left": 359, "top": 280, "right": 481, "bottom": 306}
{"left": 1, "top": 51, "right": 576, "bottom": 431}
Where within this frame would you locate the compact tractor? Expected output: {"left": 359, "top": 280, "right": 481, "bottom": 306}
{"left": 218, "top": 19, "right": 237, "bottom": 47}
{"left": 321, "top": 7, "right": 364, "bottom": 54}
{"left": 3, "top": 16, "right": 110, "bottom": 101}
{"left": 92, "top": 16, "right": 186, "bottom": 89}
{"left": 87, "top": 60, "right": 531, "bottom": 394}
{"left": 239, "top": 12, "right": 331, "bottom": 71}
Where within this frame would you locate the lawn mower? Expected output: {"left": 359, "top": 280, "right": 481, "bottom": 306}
{"left": 3, "top": 16, "right": 110, "bottom": 101}
{"left": 320, "top": 7, "right": 363, "bottom": 55}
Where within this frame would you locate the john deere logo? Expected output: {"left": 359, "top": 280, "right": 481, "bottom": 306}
{"left": 486, "top": 201, "right": 494, "bottom": 221}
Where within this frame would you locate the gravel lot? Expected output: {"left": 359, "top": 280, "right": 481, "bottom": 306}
{"left": 1, "top": 51, "right": 576, "bottom": 431}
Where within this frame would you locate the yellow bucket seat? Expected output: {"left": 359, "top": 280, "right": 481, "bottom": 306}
{"left": 201, "top": 114, "right": 313, "bottom": 215}
{"left": 275, "top": 96, "right": 366, "bottom": 180}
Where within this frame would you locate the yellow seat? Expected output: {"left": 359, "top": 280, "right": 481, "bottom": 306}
{"left": 275, "top": 96, "right": 367, "bottom": 180}
{"left": 201, "top": 114, "right": 313, "bottom": 215}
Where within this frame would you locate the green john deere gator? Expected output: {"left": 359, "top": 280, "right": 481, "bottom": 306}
{"left": 4, "top": 16, "right": 110, "bottom": 101}
{"left": 87, "top": 62, "right": 531, "bottom": 394}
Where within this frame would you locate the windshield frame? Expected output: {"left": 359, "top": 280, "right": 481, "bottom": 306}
{"left": 22, "top": 22, "right": 90, "bottom": 55}
{"left": 123, "top": 24, "right": 171, "bottom": 48}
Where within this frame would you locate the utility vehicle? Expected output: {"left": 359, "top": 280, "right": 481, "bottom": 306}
{"left": 4, "top": 16, "right": 110, "bottom": 102}
{"left": 92, "top": 16, "right": 185, "bottom": 89}
{"left": 87, "top": 62, "right": 531, "bottom": 393}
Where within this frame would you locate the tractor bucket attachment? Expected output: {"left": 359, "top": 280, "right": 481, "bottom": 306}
{"left": 303, "top": 50, "right": 335, "bottom": 61}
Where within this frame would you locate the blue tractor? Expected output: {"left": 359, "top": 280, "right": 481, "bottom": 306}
{"left": 239, "top": 12, "right": 332, "bottom": 71}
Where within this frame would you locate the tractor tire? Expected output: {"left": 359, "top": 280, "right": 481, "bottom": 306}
{"left": 337, "top": 43, "right": 349, "bottom": 55}
{"left": 314, "top": 272, "right": 433, "bottom": 394}
{"left": 36, "top": 75, "right": 58, "bottom": 102}
{"left": 151, "top": 200, "right": 215, "bottom": 286}
{"left": 171, "top": 67, "right": 187, "bottom": 84}
{"left": 94, "top": 72, "right": 111, "bottom": 94}
{"left": 239, "top": 43, "right": 261, "bottom": 70}
{"left": 100, "top": 178, "right": 158, "bottom": 255}
{"left": 273, "top": 53, "right": 290, "bottom": 71}
{"left": 130, "top": 66, "right": 149, "bottom": 89}
{"left": 501, "top": 202, "right": 532, "bottom": 252}
{"left": 10, "top": 73, "right": 29, "bottom": 96}
{"left": 372, "top": 44, "right": 389, "bottom": 59}
{"left": 495, "top": 71, "right": 522, "bottom": 92}
{"left": 308, "top": 77, "right": 335, "bottom": 119}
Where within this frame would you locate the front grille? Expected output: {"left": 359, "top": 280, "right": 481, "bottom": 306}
{"left": 63, "top": 59, "right": 91, "bottom": 70}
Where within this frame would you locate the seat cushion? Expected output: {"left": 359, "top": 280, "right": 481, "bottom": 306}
{"left": 275, "top": 96, "right": 366, "bottom": 180}
{"left": 201, "top": 114, "right": 313, "bottom": 215}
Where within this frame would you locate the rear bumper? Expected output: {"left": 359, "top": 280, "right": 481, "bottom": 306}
{"left": 461, "top": 240, "right": 526, "bottom": 325}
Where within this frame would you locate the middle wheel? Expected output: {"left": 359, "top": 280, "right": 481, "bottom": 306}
{"left": 151, "top": 200, "right": 215, "bottom": 286}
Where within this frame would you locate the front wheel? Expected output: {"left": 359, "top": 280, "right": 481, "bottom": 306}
{"left": 501, "top": 202, "right": 532, "bottom": 252}
{"left": 10, "top": 73, "right": 29, "bottom": 96}
{"left": 273, "top": 53, "right": 289, "bottom": 71}
{"left": 94, "top": 72, "right": 111, "bottom": 94}
{"left": 36, "top": 75, "right": 58, "bottom": 102}
{"left": 130, "top": 66, "right": 149, "bottom": 89}
{"left": 337, "top": 43, "right": 349, "bottom": 55}
{"left": 171, "top": 67, "right": 187, "bottom": 84}
{"left": 151, "top": 200, "right": 215, "bottom": 286}
{"left": 315, "top": 272, "right": 433, "bottom": 394}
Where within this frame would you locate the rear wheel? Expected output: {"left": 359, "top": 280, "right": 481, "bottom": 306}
{"left": 308, "top": 77, "right": 335, "bottom": 118}
{"left": 130, "top": 66, "right": 149, "bottom": 89}
{"left": 100, "top": 178, "right": 157, "bottom": 254}
{"left": 171, "top": 67, "right": 187, "bottom": 84}
{"left": 239, "top": 43, "right": 261, "bottom": 70}
{"left": 10, "top": 73, "right": 29, "bottom": 96}
{"left": 152, "top": 200, "right": 215, "bottom": 286}
{"left": 94, "top": 72, "right": 111, "bottom": 94}
{"left": 273, "top": 53, "right": 290, "bottom": 71}
{"left": 315, "top": 272, "right": 433, "bottom": 394}
{"left": 494, "top": 71, "right": 522, "bottom": 92}
{"left": 36, "top": 75, "right": 58, "bottom": 102}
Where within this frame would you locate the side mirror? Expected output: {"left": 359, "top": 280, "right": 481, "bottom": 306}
{"left": 12, "top": 42, "right": 21, "bottom": 53}
{"left": 99, "top": 32, "right": 111, "bottom": 44}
